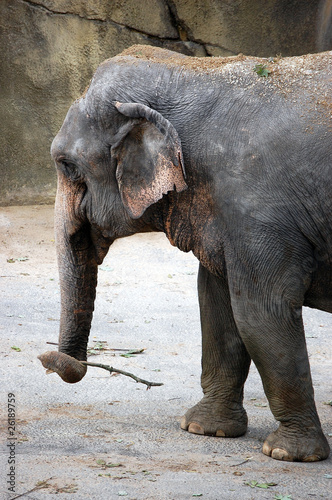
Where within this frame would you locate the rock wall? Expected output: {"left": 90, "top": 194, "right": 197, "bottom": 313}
{"left": 1, "top": 0, "right": 331, "bottom": 205}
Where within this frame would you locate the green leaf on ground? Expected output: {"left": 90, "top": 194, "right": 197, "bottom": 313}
{"left": 11, "top": 346, "right": 21, "bottom": 352}
{"left": 120, "top": 349, "right": 145, "bottom": 358}
{"left": 246, "top": 480, "right": 277, "bottom": 489}
{"left": 7, "top": 257, "right": 29, "bottom": 263}
{"left": 253, "top": 63, "right": 271, "bottom": 77}
{"left": 87, "top": 341, "right": 110, "bottom": 355}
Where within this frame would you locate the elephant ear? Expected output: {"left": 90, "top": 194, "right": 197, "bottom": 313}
{"left": 112, "top": 101, "right": 187, "bottom": 219}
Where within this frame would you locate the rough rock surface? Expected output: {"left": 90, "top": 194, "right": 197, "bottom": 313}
{"left": 0, "top": 0, "right": 331, "bottom": 205}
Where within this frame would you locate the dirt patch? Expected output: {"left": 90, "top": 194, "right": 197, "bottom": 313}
{"left": 118, "top": 44, "right": 331, "bottom": 84}
{"left": 102, "top": 45, "right": 332, "bottom": 124}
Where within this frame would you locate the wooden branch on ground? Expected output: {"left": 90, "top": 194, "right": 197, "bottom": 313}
{"left": 11, "top": 478, "right": 53, "bottom": 499}
{"left": 80, "top": 360, "right": 164, "bottom": 389}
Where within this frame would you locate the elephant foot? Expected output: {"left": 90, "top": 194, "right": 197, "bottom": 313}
{"left": 262, "top": 424, "right": 330, "bottom": 462}
{"left": 180, "top": 397, "right": 248, "bottom": 437}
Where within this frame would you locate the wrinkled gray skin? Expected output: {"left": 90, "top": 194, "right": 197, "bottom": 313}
{"left": 48, "top": 46, "right": 331, "bottom": 462}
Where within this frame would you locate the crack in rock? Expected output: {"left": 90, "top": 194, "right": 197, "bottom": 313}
{"left": 20, "top": 0, "right": 216, "bottom": 55}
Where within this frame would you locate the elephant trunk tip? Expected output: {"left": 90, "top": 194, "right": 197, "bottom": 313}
{"left": 38, "top": 351, "right": 87, "bottom": 383}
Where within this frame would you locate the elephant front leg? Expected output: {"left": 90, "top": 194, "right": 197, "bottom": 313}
{"left": 181, "top": 264, "right": 251, "bottom": 437}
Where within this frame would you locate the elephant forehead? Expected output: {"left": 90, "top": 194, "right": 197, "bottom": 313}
{"left": 67, "top": 137, "right": 87, "bottom": 157}
{"left": 52, "top": 129, "right": 87, "bottom": 158}
{"left": 52, "top": 105, "right": 104, "bottom": 160}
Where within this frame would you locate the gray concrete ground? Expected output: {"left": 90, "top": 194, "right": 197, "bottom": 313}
{"left": 0, "top": 205, "right": 331, "bottom": 500}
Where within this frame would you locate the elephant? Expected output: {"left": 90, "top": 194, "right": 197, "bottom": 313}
{"left": 39, "top": 45, "right": 332, "bottom": 462}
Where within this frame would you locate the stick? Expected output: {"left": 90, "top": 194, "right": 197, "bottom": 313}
{"left": 229, "top": 456, "right": 253, "bottom": 467}
{"left": 80, "top": 361, "right": 164, "bottom": 389}
{"left": 46, "top": 342, "right": 144, "bottom": 353}
{"left": 11, "top": 478, "right": 53, "bottom": 499}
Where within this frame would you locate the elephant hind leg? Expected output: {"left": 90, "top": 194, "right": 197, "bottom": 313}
{"left": 181, "top": 264, "right": 250, "bottom": 437}
{"left": 229, "top": 264, "right": 330, "bottom": 462}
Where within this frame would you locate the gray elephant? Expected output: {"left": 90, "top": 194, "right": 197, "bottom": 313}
{"left": 39, "top": 45, "right": 331, "bottom": 462}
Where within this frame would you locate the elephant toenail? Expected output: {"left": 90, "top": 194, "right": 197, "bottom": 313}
{"left": 262, "top": 442, "right": 272, "bottom": 456}
{"left": 188, "top": 423, "right": 204, "bottom": 435}
{"left": 180, "top": 416, "right": 187, "bottom": 430}
{"left": 216, "top": 429, "right": 226, "bottom": 437}
{"left": 271, "top": 448, "right": 291, "bottom": 461}
{"left": 303, "top": 455, "right": 320, "bottom": 462}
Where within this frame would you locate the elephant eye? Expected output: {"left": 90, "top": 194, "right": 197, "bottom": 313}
{"left": 58, "top": 160, "right": 82, "bottom": 182}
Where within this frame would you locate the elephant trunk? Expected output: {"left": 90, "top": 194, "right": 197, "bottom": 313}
{"left": 38, "top": 351, "right": 87, "bottom": 383}
{"left": 38, "top": 173, "right": 103, "bottom": 383}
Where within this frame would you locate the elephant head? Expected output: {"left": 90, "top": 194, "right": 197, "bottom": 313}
{"left": 39, "top": 75, "right": 187, "bottom": 383}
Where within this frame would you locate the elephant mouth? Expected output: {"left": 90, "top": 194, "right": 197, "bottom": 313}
{"left": 38, "top": 351, "right": 87, "bottom": 383}
{"left": 90, "top": 227, "right": 115, "bottom": 265}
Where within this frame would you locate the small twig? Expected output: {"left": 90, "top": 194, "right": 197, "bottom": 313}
{"left": 11, "top": 477, "right": 53, "bottom": 499}
{"left": 109, "top": 348, "right": 144, "bottom": 352}
{"left": 230, "top": 456, "right": 253, "bottom": 467}
{"left": 46, "top": 342, "right": 144, "bottom": 353}
{"left": 80, "top": 361, "right": 164, "bottom": 389}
